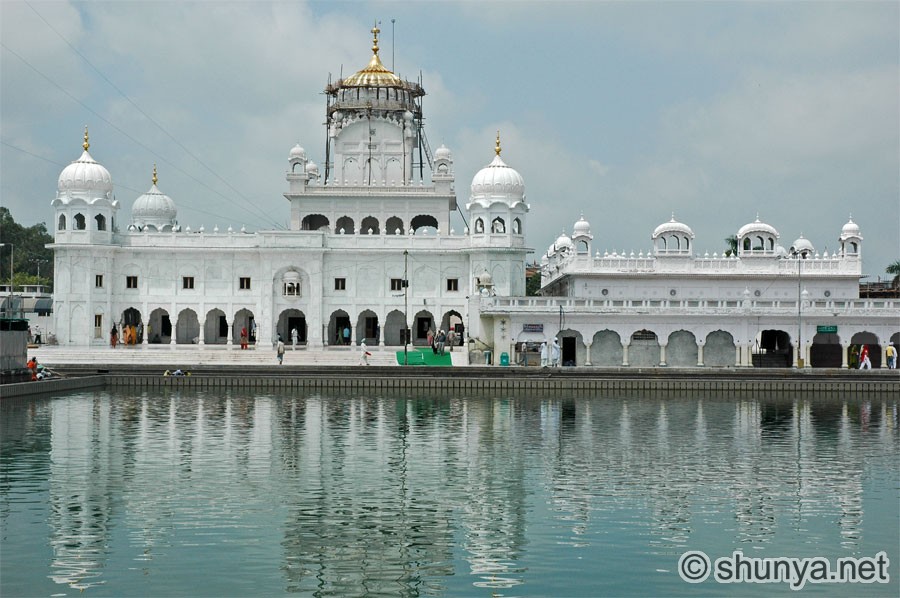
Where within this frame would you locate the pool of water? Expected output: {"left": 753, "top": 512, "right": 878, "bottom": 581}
{"left": 2, "top": 390, "right": 897, "bottom": 597}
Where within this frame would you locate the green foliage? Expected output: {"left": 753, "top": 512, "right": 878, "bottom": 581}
{"left": 724, "top": 235, "right": 738, "bottom": 257}
{"left": 887, "top": 260, "right": 900, "bottom": 288}
{"left": 525, "top": 271, "right": 542, "bottom": 296}
{"left": 0, "top": 207, "right": 54, "bottom": 291}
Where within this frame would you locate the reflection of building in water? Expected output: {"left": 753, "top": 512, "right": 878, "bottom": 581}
{"left": 536, "top": 397, "right": 894, "bottom": 551}
{"left": 48, "top": 398, "right": 116, "bottom": 591}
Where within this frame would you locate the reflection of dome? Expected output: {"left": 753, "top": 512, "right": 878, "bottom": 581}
{"left": 434, "top": 144, "right": 452, "bottom": 160}
{"left": 573, "top": 215, "right": 591, "bottom": 236}
{"left": 290, "top": 144, "right": 306, "bottom": 159}
{"left": 342, "top": 26, "right": 402, "bottom": 88}
{"left": 841, "top": 217, "right": 860, "bottom": 237}
{"left": 652, "top": 214, "right": 694, "bottom": 239}
{"left": 132, "top": 167, "right": 177, "bottom": 230}
{"left": 737, "top": 217, "right": 779, "bottom": 239}
{"left": 57, "top": 128, "right": 112, "bottom": 198}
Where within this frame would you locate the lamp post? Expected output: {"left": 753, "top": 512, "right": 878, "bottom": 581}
{"left": 403, "top": 249, "right": 409, "bottom": 366}
{"left": 789, "top": 247, "right": 809, "bottom": 367}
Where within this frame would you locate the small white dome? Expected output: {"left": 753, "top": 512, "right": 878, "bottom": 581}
{"left": 791, "top": 235, "right": 815, "bottom": 255}
{"left": 737, "top": 217, "right": 779, "bottom": 239}
{"left": 434, "top": 144, "right": 452, "bottom": 160}
{"left": 132, "top": 182, "right": 177, "bottom": 230}
{"left": 306, "top": 161, "right": 319, "bottom": 174}
{"left": 470, "top": 154, "right": 525, "bottom": 202}
{"left": 478, "top": 269, "right": 493, "bottom": 285}
{"left": 652, "top": 214, "right": 694, "bottom": 239}
{"left": 573, "top": 215, "right": 591, "bottom": 236}
{"left": 58, "top": 149, "right": 113, "bottom": 198}
{"left": 290, "top": 144, "right": 306, "bottom": 159}
{"left": 554, "top": 231, "right": 573, "bottom": 249}
{"left": 841, "top": 217, "right": 860, "bottom": 237}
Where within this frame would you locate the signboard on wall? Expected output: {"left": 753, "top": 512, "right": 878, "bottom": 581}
{"left": 522, "top": 324, "right": 543, "bottom": 333}
{"left": 817, "top": 325, "right": 838, "bottom": 334}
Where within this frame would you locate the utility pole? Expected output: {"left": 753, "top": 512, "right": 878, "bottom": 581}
{"left": 403, "top": 249, "right": 409, "bottom": 365}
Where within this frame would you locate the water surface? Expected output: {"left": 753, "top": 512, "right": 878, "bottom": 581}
{"left": 2, "top": 390, "right": 897, "bottom": 596}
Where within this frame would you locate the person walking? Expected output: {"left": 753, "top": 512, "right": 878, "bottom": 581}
{"left": 360, "top": 339, "right": 371, "bottom": 365}
{"left": 342, "top": 325, "right": 351, "bottom": 346}
{"left": 436, "top": 329, "right": 446, "bottom": 356}
{"left": 291, "top": 328, "right": 299, "bottom": 350}
{"left": 110, "top": 324, "right": 118, "bottom": 348}
{"left": 240, "top": 326, "right": 249, "bottom": 350}
{"left": 540, "top": 341, "right": 549, "bottom": 367}
{"left": 858, "top": 344, "right": 871, "bottom": 369}
{"left": 885, "top": 344, "right": 896, "bottom": 369}
{"left": 276, "top": 339, "right": 285, "bottom": 364}
{"left": 427, "top": 329, "right": 435, "bottom": 355}
{"left": 550, "top": 337, "right": 561, "bottom": 367}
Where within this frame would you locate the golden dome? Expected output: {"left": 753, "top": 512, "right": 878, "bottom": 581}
{"left": 342, "top": 24, "right": 402, "bottom": 88}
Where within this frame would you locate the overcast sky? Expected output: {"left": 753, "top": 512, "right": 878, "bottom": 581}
{"left": 2, "top": 1, "right": 897, "bottom": 280}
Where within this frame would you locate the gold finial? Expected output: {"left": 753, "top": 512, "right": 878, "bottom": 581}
{"left": 83, "top": 126, "right": 90, "bottom": 151}
{"left": 495, "top": 130, "right": 501, "bottom": 156}
{"left": 152, "top": 164, "right": 158, "bottom": 186}
{"left": 371, "top": 22, "right": 381, "bottom": 56}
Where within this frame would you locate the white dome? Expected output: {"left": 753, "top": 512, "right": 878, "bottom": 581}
{"left": 306, "top": 161, "right": 319, "bottom": 174}
{"left": 290, "top": 144, "right": 306, "bottom": 159}
{"left": 841, "top": 217, "right": 860, "bottom": 237}
{"left": 478, "top": 270, "right": 493, "bottom": 285}
{"left": 434, "top": 144, "right": 452, "bottom": 160}
{"left": 737, "top": 217, "right": 779, "bottom": 239}
{"left": 573, "top": 215, "right": 591, "bottom": 236}
{"left": 554, "top": 231, "right": 573, "bottom": 249}
{"left": 58, "top": 149, "right": 113, "bottom": 198}
{"left": 470, "top": 154, "right": 525, "bottom": 202}
{"left": 652, "top": 215, "right": 694, "bottom": 239}
{"left": 132, "top": 183, "right": 177, "bottom": 230}
{"left": 791, "top": 234, "right": 815, "bottom": 255}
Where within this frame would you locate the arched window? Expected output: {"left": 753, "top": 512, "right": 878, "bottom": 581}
{"left": 361, "top": 216, "right": 379, "bottom": 235}
{"left": 95, "top": 214, "right": 106, "bottom": 231}
{"left": 474, "top": 218, "right": 484, "bottom": 233}
{"left": 74, "top": 213, "right": 86, "bottom": 230}
{"left": 335, "top": 216, "right": 355, "bottom": 234}
{"left": 513, "top": 218, "right": 522, "bottom": 234}
{"left": 58, "top": 214, "right": 67, "bottom": 231}
{"left": 491, "top": 218, "right": 505, "bottom": 233}
{"left": 301, "top": 214, "right": 329, "bottom": 231}
{"left": 743, "top": 237, "right": 751, "bottom": 251}
{"left": 386, "top": 216, "right": 403, "bottom": 235}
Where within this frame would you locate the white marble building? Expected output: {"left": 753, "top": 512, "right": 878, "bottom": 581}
{"left": 48, "top": 27, "right": 897, "bottom": 367}
{"left": 50, "top": 27, "right": 526, "bottom": 351}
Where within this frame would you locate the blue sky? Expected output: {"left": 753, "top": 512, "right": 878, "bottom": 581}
{"left": 2, "top": 1, "right": 897, "bottom": 279}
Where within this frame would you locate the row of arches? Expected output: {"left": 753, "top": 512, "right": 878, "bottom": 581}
{"left": 279, "top": 308, "right": 464, "bottom": 347}
{"left": 58, "top": 213, "right": 109, "bottom": 232}
{"left": 473, "top": 216, "right": 522, "bottom": 235}
{"left": 526, "top": 328, "right": 899, "bottom": 368}
{"left": 116, "top": 306, "right": 256, "bottom": 345}
{"left": 300, "top": 214, "right": 439, "bottom": 235}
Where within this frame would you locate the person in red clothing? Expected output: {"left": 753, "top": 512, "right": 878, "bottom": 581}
{"left": 27, "top": 357, "right": 38, "bottom": 381}
{"left": 858, "top": 344, "right": 872, "bottom": 369}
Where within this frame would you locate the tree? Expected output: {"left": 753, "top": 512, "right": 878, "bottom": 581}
{"left": 525, "top": 271, "right": 542, "bottom": 296}
{"left": 0, "top": 207, "right": 54, "bottom": 291}
{"left": 724, "top": 235, "right": 738, "bottom": 257}
{"left": 887, "top": 260, "right": 900, "bottom": 288}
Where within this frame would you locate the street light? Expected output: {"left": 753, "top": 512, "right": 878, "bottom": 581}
{"left": 789, "top": 246, "right": 810, "bottom": 367}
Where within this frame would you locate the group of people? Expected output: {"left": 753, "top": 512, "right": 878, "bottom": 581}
{"left": 427, "top": 329, "right": 456, "bottom": 356}
{"left": 539, "top": 338, "right": 561, "bottom": 367}
{"left": 26, "top": 357, "right": 51, "bottom": 380}
{"left": 851, "top": 344, "right": 897, "bottom": 369}
{"left": 110, "top": 323, "right": 142, "bottom": 347}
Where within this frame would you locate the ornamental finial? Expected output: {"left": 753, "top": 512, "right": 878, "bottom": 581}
{"left": 152, "top": 164, "right": 158, "bottom": 186}
{"left": 83, "top": 126, "right": 90, "bottom": 151}
{"left": 495, "top": 131, "right": 501, "bottom": 156}
{"left": 371, "top": 22, "right": 381, "bottom": 56}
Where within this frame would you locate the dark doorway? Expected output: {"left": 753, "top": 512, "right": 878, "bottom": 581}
{"left": 363, "top": 316, "right": 378, "bottom": 341}
{"left": 288, "top": 316, "right": 307, "bottom": 343}
{"left": 416, "top": 317, "right": 432, "bottom": 342}
{"left": 335, "top": 315, "right": 351, "bottom": 344}
{"left": 218, "top": 315, "right": 228, "bottom": 339}
{"left": 248, "top": 316, "right": 256, "bottom": 342}
{"left": 562, "top": 337, "right": 577, "bottom": 366}
{"left": 161, "top": 315, "right": 172, "bottom": 337}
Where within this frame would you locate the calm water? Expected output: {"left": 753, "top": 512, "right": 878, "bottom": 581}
{"left": 1, "top": 390, "right": 897, "bottom": 597}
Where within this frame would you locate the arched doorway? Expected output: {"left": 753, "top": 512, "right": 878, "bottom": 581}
{"left": 705, "top": 330, "right": 735, "bottom": 367}
{"left": 558, "top": 329, "right": 584, "bottom": 366}
{"left": 384, "top": 310, "right": 406, "bottom": 345}
{"left": 810, "top": 331, "right": 841, "bottom": 367}
{"left": 175, "top": 308, "right": 200, "bottom": 344}
{"left": 591, "top": 330, "right": 622, "bottom": 366}
{"left": 356, "top": 310, "right": 379, "bottom": 344}
{"left": 204, "top": 308, "right": 227, "bottom": 344}
{"left": 440, "top": 310, "right": 464, "bottom": 347}
{"left": 754, "top": 329, "right": 792, "bottom": 367}
{"left": 667, "top": 330, "right": 697, "bottom": 367}
{"left": 122, "top": 307, "right": 143, "bottom": 344}
{"left": 629, "top": 329, "right": 659, "bottom": 367}
{"left": 233, "top": 309, "right": 255, "bottom": 345}
{"left": 329, "top": 310, "right": 352, "bottom": 345}
{"left": 147, "top": 308, "right": 170, "bottom": 344}
{"left": 412, "top": 310, "right": 435, "bottom": 345}
{"left": 278, "top": 309, "right": 307, "bottom": 346}
{"left": 850, "top": 331, "right": 882, "bottom": 368}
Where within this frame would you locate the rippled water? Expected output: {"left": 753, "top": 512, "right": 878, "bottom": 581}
{"left": 1, "top": 390, "right": 897, "bottom": 597}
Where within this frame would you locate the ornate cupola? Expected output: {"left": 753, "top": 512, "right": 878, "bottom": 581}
{"left": 467, "top": 132, "right": 528, "bottom": 239}
{"left": 838, "top": 216, "right": 862, "bottom": 259}
{"left": 322, "top": 23, "right": 428, "bottom": 187}
{"left": 652, "top": 214, "right": 694, "bottom": 257}
{"left": 737, "top": 215, "right": 780, "bottom": 257}
{"left": 131, "top": 165, "right": 178, "bottom": 232}
{"left": 51, "top": 126, "right": 119, "bottom": 244}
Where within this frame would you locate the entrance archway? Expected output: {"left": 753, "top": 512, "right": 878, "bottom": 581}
{"left": 175, "top": 308, "right": 200, "bottom": 344}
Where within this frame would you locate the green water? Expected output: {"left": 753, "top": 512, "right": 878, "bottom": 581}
{"left": 1, "top": 390, "right": 897, "bottom": 597}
